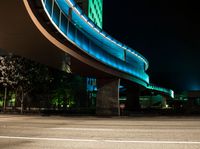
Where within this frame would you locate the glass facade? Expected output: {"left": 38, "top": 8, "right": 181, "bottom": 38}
{"left": 88, "top": 0, "right": 103, "bottom": 28}
{"left": 75, "top": 0, "right": 103, "bottom": 29}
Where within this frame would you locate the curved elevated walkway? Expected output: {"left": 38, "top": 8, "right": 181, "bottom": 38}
{"left": 0, "top": 0, "right": 174, "bottom": 115}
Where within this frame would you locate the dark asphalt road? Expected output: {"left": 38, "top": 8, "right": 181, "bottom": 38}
{"left": 0, "top": 114, "right": 200, "bottom": 149}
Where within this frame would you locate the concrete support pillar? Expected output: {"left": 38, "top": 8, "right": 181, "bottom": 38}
{"left": 96, "top": 78, "right": 120, "bottom": 116}
{"left": 162, "top": 96, "right": 167, "bottom": 108}
{"left": 125, "top": 85, "right": 141, "bottom": 113}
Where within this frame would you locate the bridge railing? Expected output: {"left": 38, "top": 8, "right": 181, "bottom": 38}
{"left": 147, "top": 84, "right": 174, "bottom": 98}
{"left": 62, "top": 0, "right": 149, "bottom": 69}
{"left": 41, "top": 0, "right": 149, "bottom": 85}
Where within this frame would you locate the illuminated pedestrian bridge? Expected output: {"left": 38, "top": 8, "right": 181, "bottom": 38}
{"left": 42, "top": 0, "right": 149, "bottom": 85}
{"left": 0, "top": 0, "right": 174, "bottom": 115}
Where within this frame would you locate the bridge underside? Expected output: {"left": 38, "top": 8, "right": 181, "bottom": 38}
{"left": 0, "top": 0, "right": 149, "bottom": 116}
{"left": 0, "top": 0, "right": 147, "bottom": 83}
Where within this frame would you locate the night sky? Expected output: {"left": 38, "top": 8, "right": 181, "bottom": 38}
{"left": 103, "top": 0, "right": 200, "bottom": 92}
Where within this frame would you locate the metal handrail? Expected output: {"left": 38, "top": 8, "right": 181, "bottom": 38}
{"left": 41, "top": 0, "right": 150, "bottom": 85}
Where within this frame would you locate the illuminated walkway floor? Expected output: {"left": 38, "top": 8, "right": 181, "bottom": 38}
{"left": 0, "top": 114, "right": 200, "bottom": 149}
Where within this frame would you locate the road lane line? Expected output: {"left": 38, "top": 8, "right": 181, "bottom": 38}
{"left": 0, "top": 136, "right": 97, "bottom": 142}
{"left": 0, "top": 136, "right": 200, "bottom": 144}
{"left": 50, "top": 127, "right": 200, "bottom": 132}
{"left": 51, "top": 127, "right": 121, "bottom": 131}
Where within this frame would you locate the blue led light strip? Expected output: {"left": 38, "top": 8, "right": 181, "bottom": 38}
{"left": 39, "top": 0, "right": 175, "bottom": 96}
{"left": 41, "top": 0, "right": 150, "bottom": 85}
{"left": 65, "top": 0, "right": 149, "bottom": 70}
{"left": 147, "top": 84, "right": 174, "bottom": 98}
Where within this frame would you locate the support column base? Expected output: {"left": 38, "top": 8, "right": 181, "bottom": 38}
{"left": 96, "top": 78, "right": 120, "bottom": 116}
{"left": 125, "top": 84, "right": 141, "bottom": 113}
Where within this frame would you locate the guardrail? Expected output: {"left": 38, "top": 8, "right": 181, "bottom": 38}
{"left": 41, "top": 0, "right": 149, "bottom": 85}
{"left": 147, "top": 84, "right": 174, "bottom": 98}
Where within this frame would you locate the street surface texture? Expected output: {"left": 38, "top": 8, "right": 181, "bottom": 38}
{"left": 0, "top": 114, "right": 200, "bottom": 149}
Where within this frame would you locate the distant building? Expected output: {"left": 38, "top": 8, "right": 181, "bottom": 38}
{"left": 170, "top": 91, "right": 200, "bottom": 114}
{"left": 75, "top": 0, "right": 103, "bottom": 28}
{"left": 139, "top": 94, "right": 167, "bottom": 109}
{"left": 186, "top": 91, "right": 200, "bottom": 113}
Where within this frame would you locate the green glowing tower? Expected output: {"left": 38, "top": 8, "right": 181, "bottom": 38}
{"left": 75, "top": 0, "right": 103, "bottom": 29}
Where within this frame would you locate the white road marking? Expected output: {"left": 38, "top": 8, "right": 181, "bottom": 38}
{"left": 51, "top": 127, "right": 123, "bottom": 131}
{"left": 50, "top": 127, "right": 199, "bottom": 133}
{"left": 0, "top": 136, "right": 200, "bottom": 144}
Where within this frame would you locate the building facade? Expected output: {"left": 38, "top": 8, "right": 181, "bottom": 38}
{"left": 75, "top": 0, "right": 103, "bottom": 28}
